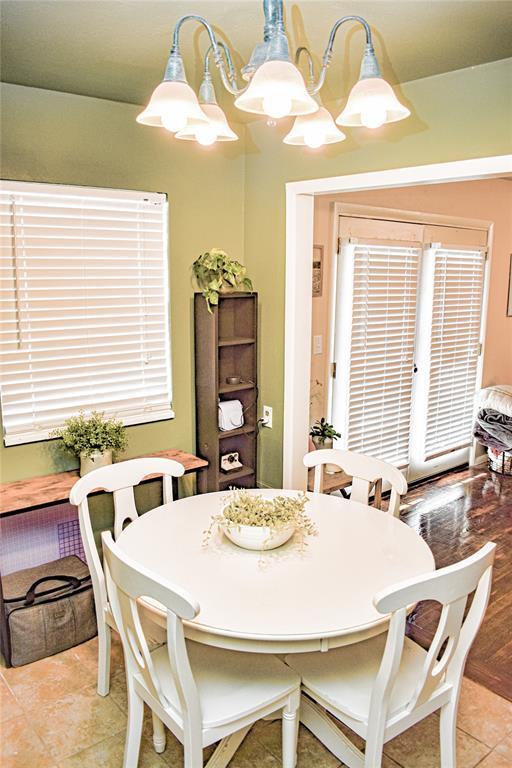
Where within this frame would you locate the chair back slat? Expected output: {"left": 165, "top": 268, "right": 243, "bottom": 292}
{"left": 370, "top": 542, "right": 495, "bottom": 722}
{"left": 304, "top": 449, "right": 407, "bottom": 515}
{"left": 113, "top": 486, "right": 139, "bottom": 539}
{"left": 102, "top": 532, "right": 202, "bottom": 726}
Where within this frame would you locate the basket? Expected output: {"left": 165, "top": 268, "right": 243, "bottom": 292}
{"left": 488, "top": 448, "right": 512, "bottom": 475}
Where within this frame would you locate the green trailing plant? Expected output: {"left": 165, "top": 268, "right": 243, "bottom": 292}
{"left": 192, "top": 248, "right": 253, "bottom": 312}
{"left": 309, "top": 417, "right": 341, "bottom": 443}
{"left": 204, "top": 489, "right": 317, "bottom": 544}
{"left": 51, "top": 411, "right": 127, "bottom": 458}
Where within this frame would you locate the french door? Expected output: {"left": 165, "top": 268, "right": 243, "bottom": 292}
{"left": 330, "top": 215, "right": 488, "bottom": 482}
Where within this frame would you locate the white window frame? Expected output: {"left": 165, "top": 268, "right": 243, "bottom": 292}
{"left": 0, "top": 180, "right": 174, "bottom": 446}
{"left": 329, "top": 209, "right": 490, "bottom": 481}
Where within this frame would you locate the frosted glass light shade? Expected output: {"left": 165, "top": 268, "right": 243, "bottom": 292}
{"left": 284, "top": 106, "right": 346, "bottom": 148}
{"left": 234, "top": 60, "right": 318, "bottom": 118}
{"left": 136, "top": 81, "right": 209, "bottom": 132}
{"left": 176, "top": 104, "right": 238, "bottom": 143}
{"left": 336, "top": 77, "right": 410, "bottom": 128}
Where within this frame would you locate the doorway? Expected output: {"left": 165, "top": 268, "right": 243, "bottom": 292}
{"left": 283, "top": 155, "right": 512, "bottom": 489}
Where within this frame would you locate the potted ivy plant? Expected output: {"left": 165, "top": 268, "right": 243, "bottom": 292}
{"left": 52, "top": 411, "right": 127, "bottom": 476}
{"left": 309, "top": 417, "right": 342, "bottom": 474}
{"left": 204, "top": 489, "right": 317, "bottom": 551}
{"left": 192, "top": 247, "right": 253, "bottom": 312}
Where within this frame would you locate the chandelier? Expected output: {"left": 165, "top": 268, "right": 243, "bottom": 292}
{"left": 137, "top": 0, "right": 410, "bottom": 148}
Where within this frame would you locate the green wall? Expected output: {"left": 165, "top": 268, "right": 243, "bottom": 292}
{"left": 1, "top": 58, "right": 511, "bottom": 488}
{"left": 0, "top": 83, "right": 246, "bottom": 483}
{"left": 243, "top": 58, "right": 512, "bottom": 487}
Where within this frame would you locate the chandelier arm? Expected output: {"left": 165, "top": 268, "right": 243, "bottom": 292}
{"left": 309, "top": 15, "right": 373, "bottom": 95}
{"left": 295, "top": 46, "right": 315, "bottom": 84}
{"left": 204, "top": 41, "right": 236, "bottom": 84}
{"left": 170, "top": 14, "right": 245, "bottom": 96}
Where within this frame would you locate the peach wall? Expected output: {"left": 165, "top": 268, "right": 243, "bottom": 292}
{"left": 311, "top": 178, "right": 512, "bottom": 422}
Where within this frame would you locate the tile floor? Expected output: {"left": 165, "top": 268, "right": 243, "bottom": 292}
{"left": 1, "top": 633, "right": 512, "bottom": 768}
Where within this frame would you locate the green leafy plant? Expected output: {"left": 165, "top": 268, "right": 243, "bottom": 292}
{"left": 309, "top": 417, "right": 341, "bottom": 443}
{"left": 204, "top": 490, "right": 317, "bottom": 544}
{"left": 51, "top": 411, "right": 127, "bottom": 458}
{"left": 192, "top": 248, "right": 253, "bottom": 312}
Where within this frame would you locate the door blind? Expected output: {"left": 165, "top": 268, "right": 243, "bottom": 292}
{"left": 0, "top": 180, "right": 173, "bottom": 446}
{"left": 346, "top": 241, "right": 420, "bottom": 465}
{"left": 424, "top": 246, "right": 486, "bottom": 459}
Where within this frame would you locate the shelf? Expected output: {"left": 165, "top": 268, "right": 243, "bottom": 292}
{"left": 218, "top": 337, "right": 255, "bottom": 347}
{"left": 218, "top": 425, "right": 256, "bottom": 439}
{"left": 218, "top": 382, "right": 255, "bottom": 394}
{"left": 218, "top": 465, "right": 255, "bottom": 484}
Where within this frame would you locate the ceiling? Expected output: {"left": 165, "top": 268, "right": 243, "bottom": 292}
{"left": 2, "top": 0, "right": 512, "bottom": 121}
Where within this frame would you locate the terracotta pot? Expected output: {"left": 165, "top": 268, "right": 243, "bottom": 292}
{"left": 79, "top": 450, "right": 113, "bottom": 476}
{"left": 311, "top": 436, "right": 341, "bottom": 474}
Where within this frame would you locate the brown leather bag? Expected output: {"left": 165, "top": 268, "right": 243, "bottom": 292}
{"left": 0, "top": 555, "right": 97, "bottom": 666}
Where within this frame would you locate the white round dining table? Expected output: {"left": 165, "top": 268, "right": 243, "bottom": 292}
{"left": 117, "top": 488, "right": 435, "bottom": 654}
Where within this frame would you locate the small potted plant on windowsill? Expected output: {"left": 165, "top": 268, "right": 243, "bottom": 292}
{"left": 192, "top": 248, "right": 253, "bottom": 312}
{"left": 51, "top": 411, "right": 127, "bottom": 476}
{"left": 309, "top": 417, "right": 342, "bottom": 474}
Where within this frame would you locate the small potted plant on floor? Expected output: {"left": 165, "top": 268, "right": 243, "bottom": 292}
{"left": 205, "top": 490, "right": 317, "bottom": 551}
{"left": 192, "top": 248, "right": 253, "bottom": 312}
{"left": 52, "top": 411, "right": 127, "bottom": 476}
{"left": 310, "top": 417, "right": 342, "bottom": 474}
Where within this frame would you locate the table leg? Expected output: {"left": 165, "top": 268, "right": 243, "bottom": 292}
{"left": 205, "top": 725, "right": 252, "bottom": 768}
{"left": 300, "top": 697, "right": 364, "bottom": 768}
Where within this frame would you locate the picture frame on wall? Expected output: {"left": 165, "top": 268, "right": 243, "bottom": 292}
{"left": 508, "top": 254, "right": 512, "bottom": 317}
{"left": 312, "top": 245, "right": 324, "bottom": 298}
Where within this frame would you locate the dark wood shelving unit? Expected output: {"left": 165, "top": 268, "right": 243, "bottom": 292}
{"left": 194, "top": 292, "right": 258, "bottom": 492}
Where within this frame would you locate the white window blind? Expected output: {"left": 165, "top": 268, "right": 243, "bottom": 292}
{"left": 424, "top": 243, "right": 486, "bottom": 459}
{"left": 339, "top": 237, "right": 421, "bottom": 466}
{"left": 0, "top": 180, "right": 173, "bottom": 446}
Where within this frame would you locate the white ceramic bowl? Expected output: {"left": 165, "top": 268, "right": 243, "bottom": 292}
{"left": 222, "top": 523, "right": 295, "bottom": 551}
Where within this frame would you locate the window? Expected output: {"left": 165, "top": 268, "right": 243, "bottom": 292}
{"left": 0, "top": 181, "right": 173, "bottom": 446}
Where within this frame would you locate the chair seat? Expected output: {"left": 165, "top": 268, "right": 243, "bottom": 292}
{"left": 151, "top": 640, "right": 300, "bottom": 729}
{"left": 285, "top": 632, "right": 428, "bottom": 723}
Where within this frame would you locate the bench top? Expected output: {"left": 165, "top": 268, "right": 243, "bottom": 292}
{"left": 0, "top": 449, "right": 208, "bottom": 516}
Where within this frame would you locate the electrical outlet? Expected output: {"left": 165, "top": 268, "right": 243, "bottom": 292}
{"left": 262, "top": 405, "right": 273, "bottom": 428}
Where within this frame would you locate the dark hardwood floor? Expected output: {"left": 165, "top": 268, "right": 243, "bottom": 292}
{"left": 402, "top": 465, "right": 512, "bottom": 702}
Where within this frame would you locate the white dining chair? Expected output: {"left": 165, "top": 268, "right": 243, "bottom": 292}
{"left": 304, "top": 448, "right": 408, "bottom": 516}
{"left": 285, "top": 541, "right": 496, "bottom": 768}
{"left": 69, "top": 457, "right": 185, "bottom": 699}
{"left": 101, "top": 530, "right": 301, "bottom": 768}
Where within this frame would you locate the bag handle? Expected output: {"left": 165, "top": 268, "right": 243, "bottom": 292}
{"left": 24, "top": 575, "right": 82, "bottom": 606}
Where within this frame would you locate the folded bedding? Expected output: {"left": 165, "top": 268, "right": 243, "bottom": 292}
{"left": 477, "top": 385, "right": 512, "bottom": 418}
{"left": 473, "top": 408, "right": 512, "bottom": 451}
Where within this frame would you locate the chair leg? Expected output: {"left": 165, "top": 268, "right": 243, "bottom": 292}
{"left": 97, "top": 621, "right": 111, "bottom": 697}
{"left": 151, "top": 713, "right": 166, "bottom": 753}
{"left": 124, "top": 680, "right": 144, "bottom": 768}
{"left": 364, "top": 734, "right": 384, "bottom": 768}
{"left": 282, "top": 692, "right": 300, "bottom": 768}
{"left": 440, "top": 699, "right": 458, "bottom": 767}
{"left": 183, "top": 741, "right": 203, "bottom": 768}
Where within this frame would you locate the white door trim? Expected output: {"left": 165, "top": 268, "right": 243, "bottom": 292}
{"left": 283, "top": 154, "right": 512, "bottom": 490}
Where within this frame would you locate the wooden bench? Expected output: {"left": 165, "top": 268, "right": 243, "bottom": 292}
{"left": 0, "top": 449, "right": 209, "bottom": 517}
